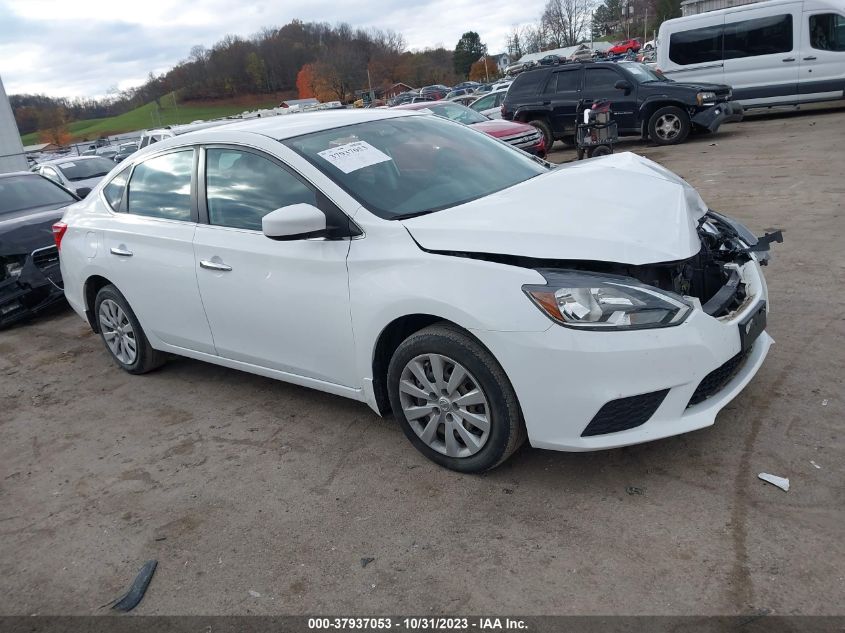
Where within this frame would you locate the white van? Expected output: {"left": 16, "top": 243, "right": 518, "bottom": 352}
{"left": 657, "top": 0, "right": 845, "bottom": 107}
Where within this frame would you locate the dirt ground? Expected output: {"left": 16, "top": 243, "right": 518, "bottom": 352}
{"left": 1, "top": 103, "right": 843, "bottom": 617}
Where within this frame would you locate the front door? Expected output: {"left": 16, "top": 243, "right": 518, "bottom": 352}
{"left": 581, "top": 66, "right": 639, "bottom": 133}
{"left": 801, "top": 11, "right": 845, "bottom": 102}
{"left": 192, "top": 146, "right": 357, "bottom": 387}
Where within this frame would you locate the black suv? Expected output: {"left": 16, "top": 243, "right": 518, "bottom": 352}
{"left": 502, "top": 61, "right": 743, "bottom": 148}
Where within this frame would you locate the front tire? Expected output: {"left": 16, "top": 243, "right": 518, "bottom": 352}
{"left": 387, "top": 324, "right": 526, "bottom": 472}
{"left": 648, "top": 106, "right": 691, "bottom": 145}
{"left": 95, "top": 285, "right": 166, "bottom": 374}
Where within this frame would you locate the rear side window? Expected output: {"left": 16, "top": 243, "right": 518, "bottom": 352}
{"left": 205, "top": 148, "right": 316, "bottom": 231}
{"left": 584, "top": 68, "right": 622, "bottom": 90}
{"left": 546, "top": 69, "right": 581, "bottom": 93}
{"left": 127, "top": 150, "right": 194, "bottom": 221}
{"left": 510, "top": 69, "right": 550, "bottom": 97}
{"left": 810, "top": 13, "right": 845, "bottom": 51}
{"left": 669, "top": 25, "right": 723, "bottom": 65}
{"left": 102, "top": 165, "right": 131, "bottom": 211}
{"left": 724, "top": 14, "right": 793, "bottom": 59}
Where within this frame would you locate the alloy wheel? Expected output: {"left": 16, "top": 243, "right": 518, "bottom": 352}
{"left": 398, "top": 353, "right": 491, "bottom": 458}
{"left": 98, "top": 299, "right": 137, "bottom": 365}
{"left": 655, "top": 113, "right": 681, "bottom": 140}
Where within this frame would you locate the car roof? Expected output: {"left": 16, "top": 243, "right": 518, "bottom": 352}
{"left": 0, "top": 170, "right": 40, "bottom": 179}
{"left": 37, "top": 155, "right": 111, "bottom": 166}
{"left": 181, "top": 108, "right": 419, "bottom": 141}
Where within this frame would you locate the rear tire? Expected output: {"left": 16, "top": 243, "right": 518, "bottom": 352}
{"left": 560, "top": 135, "right": 576, "bottom": 147}
{"left": 648, "top": 106, "right": 691, "bottom": 145}
{"left": 588, "top": 144, "right": 612, "bottom": 158}
{"left": 94, "top": 285, "right": 166, "bottom": 375}
{"left": 387, "top": 324, "right": 526, "bottom": 472}
{"left": 528, "top": 118, "right": 554, "bottom": 152}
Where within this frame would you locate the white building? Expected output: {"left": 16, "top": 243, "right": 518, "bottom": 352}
{"left": 0, "top": 75, "right": 27, "bottom": 174}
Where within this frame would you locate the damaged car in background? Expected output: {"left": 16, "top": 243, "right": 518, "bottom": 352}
{"left": 57, "top": 110, "right": 780, "bottom": 472}
{"left": 1, "top": 172, "right": 78, "bottom": 327}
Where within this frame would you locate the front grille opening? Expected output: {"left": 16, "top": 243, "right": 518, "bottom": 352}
{"left": 581, "top": 389, "right": 670, "bottom": 437}
{"left": 687, "top": 350, "right": 749, "bottom": 408}
{"left": 32, "top": 246, "right": 59, "bottom": 270}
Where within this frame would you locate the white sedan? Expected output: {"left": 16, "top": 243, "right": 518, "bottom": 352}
{"left": 55, "top": 109, "right": 774, "bottom": 472}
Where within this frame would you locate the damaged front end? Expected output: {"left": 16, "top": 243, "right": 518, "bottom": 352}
{"left": 517, "top": 210, "right": 781, "bottom": 327}
{"left": 0, "top": 245, "right": 65, "bottom": 327}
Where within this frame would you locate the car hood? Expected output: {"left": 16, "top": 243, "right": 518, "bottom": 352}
{"left": 648, "top": 80, "right": 732, "bottom": 94}
{"left": 0, "top": 203, "right": 69, "bottom": 255}
{"left": 401, "top": 152, "right": 707, "bottom": 266}
{"left": 471, "top": 119, "right": 535, "bottom": 138}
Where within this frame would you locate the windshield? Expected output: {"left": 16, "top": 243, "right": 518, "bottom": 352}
{"left": 425, "top": 102, "right": 489, "bottom": 125}
{"left": 0, "top": 175, "right": 76, "bottom": 215}
{"left": 619, "top": 62, "right": 668, "bottom": 82}
{"left": 284, "top": 115, "right": 547, "bottom": 219}
{"left": 56, "top": 157, "right": 115, "bottom": 182}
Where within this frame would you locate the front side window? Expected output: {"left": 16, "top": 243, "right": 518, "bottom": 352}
{"left": 284, "top": 115, "right": 547, "bottom": 220}
{"left": 0, "top": 175, "right": 77, "bottom": 215}
{"left": 103, "top": 164, "right": 131, "bottom": 211}
{"left": 205, "top": 149, "right": 316, "bottom": 230}
{"left": 127, "top": 150, "right": 193, "bottom": 221}
{"left": 56, "top": 157, "right": 115, "bottom": 182}
{"left": 669, "top": 25, "right": 723, "bottom": 65}
{"left": 584, "top": 68, "right": 622, "bottom": 91}
{"left": 810, "top": 13, "right": 845, "bottom": 51}
{"left": 724, "top": 14, "right": 793, "bottom": 59}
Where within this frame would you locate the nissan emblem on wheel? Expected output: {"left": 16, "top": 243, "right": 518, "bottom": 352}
{"left": 57, "top": 109, "right": 779, "bottom": 472}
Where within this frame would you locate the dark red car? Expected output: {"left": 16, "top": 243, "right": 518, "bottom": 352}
{"left": 608, "top": 38, "right": 641, "bottom": 55}
{"left": 394, "top": 101, "right": 546, "bottom": 157}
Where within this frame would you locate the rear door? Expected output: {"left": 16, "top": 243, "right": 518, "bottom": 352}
{"left": 545, "top": 67, "right": 583, "bottom": 138}
{"left": 192, "top": 145, "right": 357, "bottom": 387}
{"left": 723, "top": 4, "right": 801, "bottom": 105}
{"left": 800, "top": 10, "right": 845, "bottom": 102}
{"left": 581, "top": 66, "right": 639, "bottom": 132}
{"left": 100, "top": 147, "right": 216, "bottom": 354}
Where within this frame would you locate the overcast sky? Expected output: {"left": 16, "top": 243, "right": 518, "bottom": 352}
{"left": 0, "top": 0, "right": 546, "bottom": 98}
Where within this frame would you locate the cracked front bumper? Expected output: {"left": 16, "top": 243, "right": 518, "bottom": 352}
{"left": 692, "top": 101, "right": 744, "bottom": 133}
{"left": 0, "top": 247, "right": 65, "bottom": 328}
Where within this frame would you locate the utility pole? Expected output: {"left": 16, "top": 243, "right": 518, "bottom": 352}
{"left": 367, "top": 67, "right": 374, "bottom": 104}
{"left": 644, "top": 6, "right": 648, "bottom": 44}
{"left": 484, "top": 57, "right": 489, "bottom": 82}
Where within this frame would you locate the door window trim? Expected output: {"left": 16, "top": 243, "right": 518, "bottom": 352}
{"left": 197, "top": 144, "right": 361, "bottom": 239}
{"left": 119, "top": 146, "right": 199, "bottom": 223}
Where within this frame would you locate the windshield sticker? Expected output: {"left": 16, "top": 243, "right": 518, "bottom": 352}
{"left": 317, "top": 141, "right": 392, "bottom": 174}
{"left": 61, "top": 162, "right": 76, "bottom": 167}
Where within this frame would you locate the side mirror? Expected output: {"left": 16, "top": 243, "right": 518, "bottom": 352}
{"left": 262, "top": 203, "right": 327, "bottom": 241}
{"left": 614, "top": 79, "right": 633, "bottom": 95}
{"left": 75, "top": 187, "right": 92, "bottom": 198}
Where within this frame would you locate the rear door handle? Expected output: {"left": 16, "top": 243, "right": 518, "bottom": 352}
{"left": 803, "top": 56, "right": 817, "bottom": 61}
{"left": 782, "top": 57, "right": 796, "bottom": 62}
{"left": 110, "top": 246, "right": 133, "bottom": 257}
{"left": 200, "top": 259, "right": 232, "bottom": 272}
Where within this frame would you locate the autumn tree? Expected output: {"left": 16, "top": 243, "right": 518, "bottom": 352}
{"left": 468, "top": 58, "right": 499, "bottom": 82}
{"left": 296, "top": 64, "right": 316, "bottom": 98}
{"left": 37, "top": 107, "right": 70, "bottom": 146}
{"left": 245, "top": 52, "right": 268, "bottom": 92}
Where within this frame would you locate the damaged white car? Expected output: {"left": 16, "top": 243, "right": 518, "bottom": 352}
{"left": 56, "top": 110, "right": 779, "bottom": 472}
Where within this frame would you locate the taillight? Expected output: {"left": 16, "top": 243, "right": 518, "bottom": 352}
{"left": 52, "top": 222, "right": 68, "bottom": 251}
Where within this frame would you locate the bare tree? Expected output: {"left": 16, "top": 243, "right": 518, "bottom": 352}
{"left": 541, "top": 0, "right": 594, "bottom": 47}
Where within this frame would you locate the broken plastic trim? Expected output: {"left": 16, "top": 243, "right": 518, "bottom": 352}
{"left": 110, "top": 560, "right": 157, "bottom": 612}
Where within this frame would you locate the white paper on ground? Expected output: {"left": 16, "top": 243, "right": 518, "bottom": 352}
{"left": 318, "top": 141, "right": 391, "bottom": 174}
{"left": 758, "top": 472, "right": 790, "bottom": 491}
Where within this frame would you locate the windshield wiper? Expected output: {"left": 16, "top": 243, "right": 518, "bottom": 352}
{"left": 391, "top": 209, "right": 439, "bottom": 220}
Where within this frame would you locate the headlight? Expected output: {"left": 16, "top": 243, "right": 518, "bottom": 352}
{"left": 696, "top": 91, "right": 717, "bottom": 106}
{"left": 523, "top": 270, "right": 692, "bottom": 330}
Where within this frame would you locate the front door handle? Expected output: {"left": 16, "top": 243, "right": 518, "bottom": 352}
{"left": 200, "top": 259, "right": 232, "bottom": 272}
{"left": 803, "top": 56, "right": 817, "bottom": 61}
{"left": 782, "top": 57, "right": 796, "bottom": 62}
{"left": 110, "top": 246, "right": 133, "bottom": 257}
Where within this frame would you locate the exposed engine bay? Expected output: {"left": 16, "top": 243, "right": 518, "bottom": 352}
{"left": 420, "top": 210, "right": 782, "bottom": 320}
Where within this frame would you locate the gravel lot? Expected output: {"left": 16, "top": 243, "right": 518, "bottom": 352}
{"left": 1, "top": 103, "right": 843, "bottom": 616}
